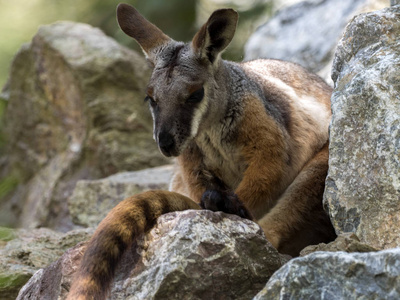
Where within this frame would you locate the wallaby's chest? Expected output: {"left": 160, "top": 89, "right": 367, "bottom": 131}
{"left": 195, "top": 127, "right": 246, "bottom": 190}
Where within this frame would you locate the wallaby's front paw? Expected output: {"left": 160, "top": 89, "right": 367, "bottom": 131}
{"left": 200, "top": 190, "right": 253, "bottom": 220}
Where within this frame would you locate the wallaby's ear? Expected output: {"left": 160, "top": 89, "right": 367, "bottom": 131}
{"left": 117, "top": 3, "right": 171, "bottom": 63}
{"left": 192, "top": 9, "right": 238, "bottom": 63}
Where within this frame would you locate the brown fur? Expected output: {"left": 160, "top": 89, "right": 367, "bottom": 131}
{"left": 235, "top": 94, "right": 291, "bottom": 214}
{"left": 67, "top": 5, "right": 336, "bottom": 299}
{"left": 258, "top": 142, "right": 335, "bottom": 253}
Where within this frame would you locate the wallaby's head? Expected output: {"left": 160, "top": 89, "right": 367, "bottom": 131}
{"left": 117, "top": 4, "right": 238, "bottom": 157}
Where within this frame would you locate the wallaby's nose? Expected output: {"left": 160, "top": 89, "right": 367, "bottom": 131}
{"left": 158, "top": 131, "right": 176, "bottom": 157}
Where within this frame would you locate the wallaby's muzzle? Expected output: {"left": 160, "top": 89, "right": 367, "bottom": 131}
{"left": 157, "top": 131, "right": 176, "bottom": 157}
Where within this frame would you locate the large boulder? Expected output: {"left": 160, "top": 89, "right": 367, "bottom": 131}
{"left": 324, "top": 6, "right": 400, "bottom": 249}
{"left": 0, "top": 22, "right": 168, "bottom": 231}
{"left": 254, "top": 248, "right": 400, "bottom": 299}
{"left": 17, "top": 211, "right": 286, "bottom": 300}
{"left": 244, "top": 0, "right": 389, "bottom": 84}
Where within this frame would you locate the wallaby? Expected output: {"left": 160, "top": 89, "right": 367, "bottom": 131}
{"left": 67, "top": 4, "right": 336, "bottom": 299}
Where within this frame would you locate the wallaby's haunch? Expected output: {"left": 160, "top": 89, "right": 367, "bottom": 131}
{"left": 67, "top": 4, "right": 336, "bottom": 299}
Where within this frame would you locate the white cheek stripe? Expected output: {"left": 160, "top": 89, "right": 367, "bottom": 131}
{"left": 150, "top": 107, "right": 156, "bottom": 141}
{"left": 190, "top": 95, "right": 209, "bottom": 138}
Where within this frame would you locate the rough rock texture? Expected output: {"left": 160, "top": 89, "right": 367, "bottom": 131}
{"left": 16, "top": 242, "right": 87, "bottom": 300}
{"left": 300, "top": 233, "right": 377, "bottom": 256}
{"left": 244, "top": 0, "right": 389, "bottom": 84}
{"left": 0, "top": 227, "right": 93, "bottom": 300}
{"left": 324, "top": 6, "right": 400, "bottom": 249}
{"left": 0, "top": 22, "right": 168, "bottom": 230}
{"left": 254, "top": 249, "right": 400, "bottom": 299}
{"left": 68, "top": 165, "right": 173, "bottom": 228}
{"left": 17, "top": 211, "right": 286, "bottom": 300}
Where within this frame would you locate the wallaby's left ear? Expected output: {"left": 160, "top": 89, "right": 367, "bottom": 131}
{"left": 192, "top": 9, "right": 238, "bottom": 63}
{"left": 117, "top": 3, "right": 171, "bottom": 64}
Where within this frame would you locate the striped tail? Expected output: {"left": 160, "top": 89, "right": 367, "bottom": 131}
{"left": 67, "top": 190, "right": 200, "bottom": 300}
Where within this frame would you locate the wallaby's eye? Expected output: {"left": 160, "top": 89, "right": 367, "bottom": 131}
{"left": 186, "top": 87, "right": 204, "bottom": 104}
{"left": 144, "top": 95, "right": 157, "bottom": 107}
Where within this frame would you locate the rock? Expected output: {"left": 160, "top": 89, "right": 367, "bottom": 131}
{"left": 0, "top": 227, "right": 93, "bottom": 300}
{"left": 324, "top": 6, "right": 400, "bottom": 249}
{"left": 0, "top": 22, "right": 169, "bottom": 231}
{"left": 300, "top": 233, "right": 378, "bottom": 256}
{"left": 18, "top": 210, "right": 286, "bottom": 300}
{"left": 0, "top": 271, "right": 32, "bottom": 300}
{"left": 16, "top": 243, "right": 86, "bottom": 300}
{"left": 254, "top": 248, "right": 400, "bottom": 299}
{"left": 244, "top": 0, "right": 389, "bottom": 85}
{"left": 68, "top": 165, "right": 174, "bottom": 228}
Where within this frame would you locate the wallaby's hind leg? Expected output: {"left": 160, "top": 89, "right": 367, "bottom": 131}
{"left": 258, "top": 143, "right": 336, "bottom": 256}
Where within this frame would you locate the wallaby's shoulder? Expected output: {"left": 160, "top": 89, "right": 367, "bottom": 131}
{"left": 239, "top": 59, "right": 332, "bottom": 103}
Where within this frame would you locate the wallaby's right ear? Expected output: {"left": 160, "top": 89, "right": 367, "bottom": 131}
{"left": 117, "top": 3, "right": 171, "bottom": 64}
{"left": 192, "top": 9, "right": 238, "bottom": 64}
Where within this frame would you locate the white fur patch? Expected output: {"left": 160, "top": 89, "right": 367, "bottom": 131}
{"left": 299, "top": 95, "right": 331, "bottom": 132}
{"left": 265, "top": 76, "right": 330, "bottom": 132}
{"left": 150, "top": 107, "right": 156, "bottom": 141}
{"left": 190, "top": 89, "right": 209, "bottom": 138}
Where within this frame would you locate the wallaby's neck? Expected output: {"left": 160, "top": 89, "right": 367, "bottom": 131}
{"left": 213, "top": 59, "right": 249, "bottom": 117}
{"left": 194, "top": 60, "right": 246, "bottom": 142}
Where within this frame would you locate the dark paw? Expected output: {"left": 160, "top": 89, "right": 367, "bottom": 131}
{"left": 200, "top": 190, "right": 253, "bottom": 220}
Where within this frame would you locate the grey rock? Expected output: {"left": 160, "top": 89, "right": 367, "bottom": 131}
{"left": 115, "top": 211, "right": 285, "bottom": 300}
{"left": 68, "top": 165, "right": 174, "bottom": 228}
{"left": 324, "top": 6, "right": 400, "bottom": 249}
{"left": 392, "top": 0, "right": 400, "bottom": 6}
{"left": 18, "top": 211, "right": 285, "bottom": 300}
{"left": 0, "top": 22, "right": 168, "bottom": 231}
{"left": 14, "top": 269, "right": 45, "bottom": 300}
{"left": 244, "top": 0, "right": 389, "bottom": 84}
{"left": 300, "top": 232, "right": 378, "bottom": 256}
{"left": 17, "top": 242, "right": 87, "bottom": 300}
{"left": 0, "top": 227, "right": 93, "bottom": 300}
{"left": 254, "top": 248, "right": 400, "bottom": 299}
